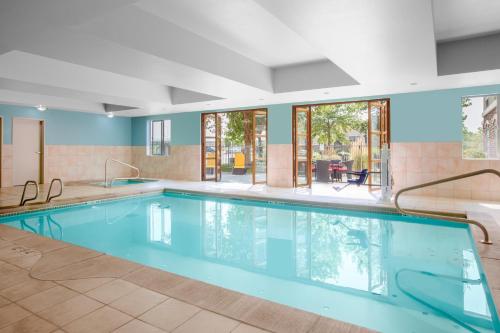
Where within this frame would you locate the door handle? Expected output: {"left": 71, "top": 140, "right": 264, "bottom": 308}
{"left": 35, "top": 152, "right": 41, "bottom": 154}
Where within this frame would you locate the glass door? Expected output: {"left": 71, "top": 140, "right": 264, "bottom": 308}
{"left": 252, "top": 110, "right": 267, "bottom": 184}
{"left": 202, "top": 113, "right": 222, "bottom": 181}
{"left": 368, "top": 100, "right": 390, "bottom": 187}
{"left": 293, "top": 106, "right": 312, "bottom": 187}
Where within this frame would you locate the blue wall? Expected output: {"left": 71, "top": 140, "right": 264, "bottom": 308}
{"left": 132, "top": 84, "right": 500, "bottom": 146}
{"left": 0, "top": 104, "right": 132, "bottom": 146}
{"left": 132, "top": 111, "right": 201, "bottom": 146}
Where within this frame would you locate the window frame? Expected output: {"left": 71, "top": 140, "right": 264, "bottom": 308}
{"left": 462, "top": 94, "right": 500, "bottom": 160}
{"left": 148, "top": 119, "right": 171, "bottom": 156}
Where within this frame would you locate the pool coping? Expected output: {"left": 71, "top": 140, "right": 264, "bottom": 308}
{"left": 0, "top": 187, "right": 499, "bottom": 327}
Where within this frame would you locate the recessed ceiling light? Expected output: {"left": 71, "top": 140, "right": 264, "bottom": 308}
{"left": 36, "top": 105, "right": 47, "bottom": 112}
{"left": 410, "top": 82, "right": 418, "bottom": 86}
{"left": 107, "top": 112, "right": 114, "bottom": 118}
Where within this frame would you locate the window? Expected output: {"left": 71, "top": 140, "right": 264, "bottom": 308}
{"left": 148, "top": 120, "right": 171, "bottom": 156}
{"left": 462, "top": 95, "right": 499, "bottom": 159}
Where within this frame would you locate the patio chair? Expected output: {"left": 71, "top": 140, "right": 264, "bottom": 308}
{"left": 232, "top": 152, "right": 246, "bottom": 175}
{"left": 316, "top": 160, "right": 331, "bottom": 182}
{"left": 333, "top": 169, "right": 369, "bottom": 191}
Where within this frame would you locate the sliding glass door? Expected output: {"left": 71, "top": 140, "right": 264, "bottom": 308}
{"left": 292, "top": 100, "right": 389, "bottom": 188}
{"left": 293, "top": 106, "right": 312, "bottom": 187}
{"left": 368, "top": 100, "right": 390, "bottom": 187}
{"left": 202, "top": 109, "right": 267, "bottom": 184}
{"left": 253, "top": 110, "right": 267, "bottom": 184}
{"left": 202, "top": 113, "right": 222, "bottom": 181}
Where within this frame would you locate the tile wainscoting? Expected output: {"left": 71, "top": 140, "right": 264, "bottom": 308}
{"left": 267, "top": 144, "right": 293, "bottom": 187}
{"left": 391, "top": 142, "right": 500, "bottom": 200}
{"left": 1, "top": 144, "right": 133, "bottom": 187}
{"left": 132, "top": 145, "right": 201, "bottom": 181}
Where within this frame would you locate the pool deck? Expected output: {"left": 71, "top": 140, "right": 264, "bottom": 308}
{"left": 0, "top": 180, "right": 499, "bottom": 332}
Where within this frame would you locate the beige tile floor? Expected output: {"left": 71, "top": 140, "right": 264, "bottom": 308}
{"left": 0, "top": 179, "right": 499, "bottom": 332}
{"left": 0, "top": 227, "right": 375, "bottom": 333}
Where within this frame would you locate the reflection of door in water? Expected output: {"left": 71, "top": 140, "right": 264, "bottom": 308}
{"left": 13, "top": 118, "right": 42, "bottom": 185}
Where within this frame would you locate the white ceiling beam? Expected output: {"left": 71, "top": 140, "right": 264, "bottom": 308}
{"left": 253, "top": 0, "right": 437, "bottom": 85}
{"left": 74, "top": 5, "right": 273, "bottom": 93}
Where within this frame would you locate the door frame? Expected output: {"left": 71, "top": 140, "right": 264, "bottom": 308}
{"left": 0, "top": 117, "right": 3, "bottom": 187}
{"left": 12, "top": 117, "right": 45, "bottom": 185}
{"left": 292, "top": 105, "right": 312, "bottom": 187}
{"left": 292, "top": 99, "right": 390, "bottom": 188}
{"left": 201, "top": 108, "right": 268, "bottom": 184}
{"left": 251, "top": 109, "right": 268, "bottom": 184}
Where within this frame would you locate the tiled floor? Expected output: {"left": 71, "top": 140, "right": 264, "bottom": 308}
{"left": 0, "top": 227, "right": 375, "bottom": 333}
{"left": 0, "top": 179, "right": 499, "bottom": 332}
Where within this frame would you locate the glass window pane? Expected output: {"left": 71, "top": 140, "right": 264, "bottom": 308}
{"left": 462, "top": 95, "right": 499, "bottom": 159}
{"left": 151, "top": 121, "right": 163, "bottom": 155}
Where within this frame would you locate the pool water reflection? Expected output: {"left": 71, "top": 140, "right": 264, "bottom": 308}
{"left": 1, "top": 192, "right": 498, "bottom": 332}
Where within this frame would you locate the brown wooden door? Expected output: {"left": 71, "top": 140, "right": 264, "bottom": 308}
{"left": 252, "top": 110, "right": 267, "bottom": 184}
{"left": 202, "top": 113, "right": 219, "bottom": 181}
{"left": 367, "top": 100, "right": 390, "bottom": 187}
{"left": 293, "top": 106, "right": 312, "bottom": 187}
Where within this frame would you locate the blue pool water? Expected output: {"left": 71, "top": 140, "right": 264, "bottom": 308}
{"left": 0, "top": 192, "right": 498, "bottom": 332}
{"left": 92, "top": 179, "right": 158, "bottom": 187}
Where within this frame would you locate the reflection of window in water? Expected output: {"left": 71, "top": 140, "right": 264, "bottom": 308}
{"left": 202, "top": 201, "right": 267, "bottom": 269}
{"left": 462, "top": 250, "right": 490, "bottom": 318}
{"left": 295, "top": 212, "right": 387, "bottom": 295}
{"left": 149, "top": 203, "right": 171, "bottom": 246}
{"left": 462, "top": 95, "right": 500, "bottom": 159}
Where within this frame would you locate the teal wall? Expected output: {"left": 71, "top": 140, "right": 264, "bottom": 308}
{"left": 0, "top": 104, "right": 132, "bottom": 146}
{"left": 132, "top": 111, "right": 201, "bottom": 146}
{"left": 132, "top": 84, "right": 500, "bottom": 146}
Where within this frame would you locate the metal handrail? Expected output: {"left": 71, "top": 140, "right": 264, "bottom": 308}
{"left": 105, "top": 159, "right": 140, "bottom": 188}
{"left": 46, "top": 178, "right": 63, "bottom": 203}
{"left": 19, "top": 180, "right": 39, "bottom": 206}
{"left": 395, "top": 169, "right": 500, "bottom": 245}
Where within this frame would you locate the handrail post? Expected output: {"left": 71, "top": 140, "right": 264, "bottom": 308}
{"left": 104, "top": 159, "right": 140, "bottom": 188}
{"left": 394, "top": 169, "right": 499, "bottom": 245}
{"left": 46, "top": 178, "right": 63, "bottom": 203}
{"left": 19, "top": 180, "right": 39, "bottom": 206}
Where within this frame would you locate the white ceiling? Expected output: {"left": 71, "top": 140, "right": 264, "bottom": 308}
{"left": 0, "top": 0, "right": 499, "bottom": 117}
{"left": 135, "top": 0, "right": 324, "bottom": 67}
{"left": 432, "top": 0, "right": 500, "bottom": 41}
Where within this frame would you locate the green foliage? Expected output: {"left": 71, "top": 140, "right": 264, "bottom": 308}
{"left": 224, "top": 112, "right": 253, "bottom": 150}
{"left": 311, "top": 103, "right": 367, "bottom": 145}
{"left": 461, "top": 97, "right": 485, "bottom": 159}
{"left": 463, "top": 126, "right": 485, "bottom": 158}
{"left": 350, "top": 137, "right": 368, "bottom": 170}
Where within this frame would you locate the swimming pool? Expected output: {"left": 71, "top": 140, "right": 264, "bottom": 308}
{"left": 0, "top": 192, "right": 498, "bottom": 332}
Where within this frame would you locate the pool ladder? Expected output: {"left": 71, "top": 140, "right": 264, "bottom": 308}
{"left": 19, "top": 178, "right": 63, "bottom": 206}
{"left": 394, "top": 169, "right": 500, "bottom": 245}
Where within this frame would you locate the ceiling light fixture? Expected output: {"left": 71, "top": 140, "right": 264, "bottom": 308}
{"left": 36, "top": 105, "right": 47, "bottom": 112}
{"left": 107, "top": 112, "right": 114, "bottom": 118}
{"left": 324, "top": 91, "right": 330, "bottom": 95}
{"left": 410, "top": 82, "right": 418, "bottom": 86}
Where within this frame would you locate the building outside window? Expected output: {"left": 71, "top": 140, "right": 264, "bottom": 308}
{"left": 462, "top": 95, "right": 499, "bottom": 159}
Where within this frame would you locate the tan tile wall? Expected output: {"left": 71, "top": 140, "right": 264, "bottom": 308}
{"left": 132, "top": 145, "right": 201, "bottom": 181}
{"left": 1, "top": 144, "right": 13, "bottom": 187}
{"left": 267, "top": 144, "right": 293, "bottom": 187}
{"left": 1, "top": 144, "right": 133, "bottom": 187}
{"left": 391, "top": 142, "right": 500, "bottom": 200}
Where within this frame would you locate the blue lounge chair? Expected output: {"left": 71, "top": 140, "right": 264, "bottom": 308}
{"left": 333, "top": 169, "right": 369, "bottom": 191}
